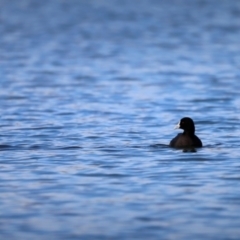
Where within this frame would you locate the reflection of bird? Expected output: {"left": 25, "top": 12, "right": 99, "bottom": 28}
{"left": 170, "top": 117, "right": 202, "bottom": 148}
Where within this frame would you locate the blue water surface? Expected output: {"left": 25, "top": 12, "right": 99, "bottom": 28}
{"left": 1, "top": 0, "right": 240, "bottom": 239}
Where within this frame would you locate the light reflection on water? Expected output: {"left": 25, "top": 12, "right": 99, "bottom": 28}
{"left": 1, "top": 0, "right": 240, "bottom": 239}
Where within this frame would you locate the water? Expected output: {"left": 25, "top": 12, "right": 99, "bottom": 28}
{"left": 1, "top": 0, "right": 240, "bottom": 239}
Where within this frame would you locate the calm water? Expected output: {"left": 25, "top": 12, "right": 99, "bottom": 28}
{"left": 1, "top": 0, "right": 240, "bottom": 239}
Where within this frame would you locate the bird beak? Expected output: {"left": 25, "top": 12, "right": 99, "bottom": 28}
{"left": 175, "top": 122, "right": 180, "bottom": 129}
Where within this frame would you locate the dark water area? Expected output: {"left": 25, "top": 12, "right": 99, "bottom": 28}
{"left": 1, "top": 0, "right": 240, "bottom": 239}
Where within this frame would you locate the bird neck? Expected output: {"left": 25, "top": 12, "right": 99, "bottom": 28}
{"left": 183, "top": 130, "right": 195, "bottom": 136}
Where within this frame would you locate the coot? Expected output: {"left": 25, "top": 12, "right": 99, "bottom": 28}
{"left": 170, "top": 117, "right": 202, "bottom": 148}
